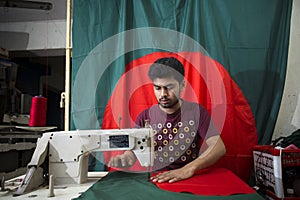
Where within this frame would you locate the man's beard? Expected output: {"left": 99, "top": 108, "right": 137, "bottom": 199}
{"left": 158, "top": 98, "right": 179, "bottom": 109}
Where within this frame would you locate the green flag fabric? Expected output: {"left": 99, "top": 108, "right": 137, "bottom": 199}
{"left": 75, "top": 171, "right": 265, "bottom": 200}
{"left": 71, "top": 0, "right": 292, "bottom": 185}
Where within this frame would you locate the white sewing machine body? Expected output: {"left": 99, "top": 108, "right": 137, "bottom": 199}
{"left": 14, "top": 128, "right": 154, "bottom": 196}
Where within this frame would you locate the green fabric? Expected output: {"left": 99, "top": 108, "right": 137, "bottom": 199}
{"left": 75, "top": 171, "right": 265, "bottom": 200}
{"left": 72, "top": 0, "right": 292, "bottom": 145}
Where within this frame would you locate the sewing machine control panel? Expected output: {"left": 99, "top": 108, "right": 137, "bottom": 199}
{"left": 108, "top": 135, "right": 129, "bottom": 148}
{"left": 100, "top": 132, "right": 135, "bottom": 150}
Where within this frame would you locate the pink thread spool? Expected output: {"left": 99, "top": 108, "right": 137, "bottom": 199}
{"left": 29, "top": 96, "right": 47, "bottom": 127}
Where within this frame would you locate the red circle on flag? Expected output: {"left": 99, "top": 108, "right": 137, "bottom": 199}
{"left": 102, "top": 51, "right": 258, "bottom": 181}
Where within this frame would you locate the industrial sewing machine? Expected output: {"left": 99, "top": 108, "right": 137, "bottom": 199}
{"left": 13, "top": 127, "right": 154, "bottom": 196}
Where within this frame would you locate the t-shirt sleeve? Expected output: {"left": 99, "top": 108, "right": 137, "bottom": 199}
{"left": 198, "top": 107, "right": 220, "bottom": 139}
{"left": 134, "top": 110, "right": 148, "bottom": 128}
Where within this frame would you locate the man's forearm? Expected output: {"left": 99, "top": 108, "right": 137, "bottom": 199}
{"left": 185, "top": 136, "right": 226, "bottom": 173}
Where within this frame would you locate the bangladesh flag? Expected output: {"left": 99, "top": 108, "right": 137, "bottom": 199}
{"left": 71, "top": 0, "right": 292, "bottom": 182}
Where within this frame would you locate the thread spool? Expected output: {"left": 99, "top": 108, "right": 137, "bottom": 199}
{"left": 48, "top": 174, "right": 55, "bottom": 197}
{"left": 29, "top": 96, "right": 47, "bottom": 127}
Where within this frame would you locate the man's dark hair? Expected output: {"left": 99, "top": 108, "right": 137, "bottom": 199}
{"left": 148, "top": 57, "right": 185, "bottom": 83}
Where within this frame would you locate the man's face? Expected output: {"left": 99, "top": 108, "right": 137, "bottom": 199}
{"left": 152, "top": 77, "right": 184, "bottom": 111}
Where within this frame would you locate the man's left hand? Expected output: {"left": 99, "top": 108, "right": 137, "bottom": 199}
{"left": 150, "top": 166, "right": 195, "bottom": 183}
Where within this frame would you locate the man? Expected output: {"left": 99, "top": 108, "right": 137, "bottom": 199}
{"left": 108, "top": 57, "right": 226, "bottom": 183}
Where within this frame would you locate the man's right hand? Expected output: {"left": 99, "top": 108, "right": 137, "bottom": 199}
{"left": 108, "top": 150, "right": 137, "bottom": 168}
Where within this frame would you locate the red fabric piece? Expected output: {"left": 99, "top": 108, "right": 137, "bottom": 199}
{"left": 152, "top": 168, "right": 256, "bottom": 196}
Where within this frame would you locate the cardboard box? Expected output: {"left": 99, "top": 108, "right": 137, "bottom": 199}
{"left": 253, "top": 145, "right": 300, "bottom": 199}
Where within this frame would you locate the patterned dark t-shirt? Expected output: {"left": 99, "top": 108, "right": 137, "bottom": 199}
{"left": 135, "top": 101, "right": 219, "bottom": 171}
